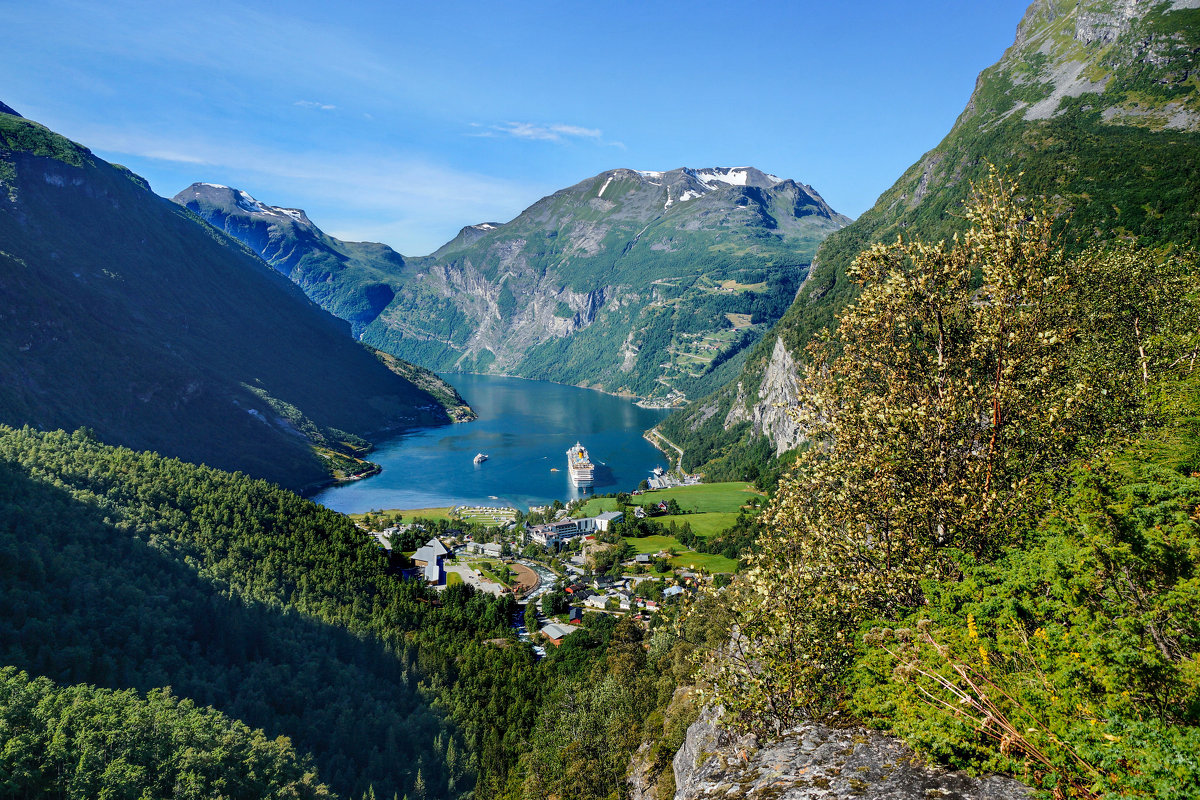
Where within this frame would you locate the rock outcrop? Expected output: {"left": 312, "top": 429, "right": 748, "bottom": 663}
{"left": 723, "top": 337, "right": 804, "bottom": 455}
{"left": 672, "top": 707, "right": 1030, "bottom": 800}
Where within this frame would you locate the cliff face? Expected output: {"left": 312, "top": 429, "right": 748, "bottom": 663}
{"left": 722, "top": 337, "right": 805, "bottom": 455}
{"left": 670, "top": 707, "right": 1030, "bottom": 800}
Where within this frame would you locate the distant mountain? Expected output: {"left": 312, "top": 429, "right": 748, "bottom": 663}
{"left": 174, "top": 182, "right": 418, "bottom": 334}
{"left": 659, "top": 0, "right": 1200, "bottom": 479}
{"left": 0, "top": 106, "right": 471, "bottom": 491}
{"left": 178, "top": 166, "right": 849, "bottom": 402}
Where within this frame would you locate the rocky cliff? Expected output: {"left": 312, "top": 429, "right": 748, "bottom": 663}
{"left": 668, "top": 707, "right": 1030, "bottom": 800}
{"left": 722, "top": 337, "right": 805, "bottom": 455}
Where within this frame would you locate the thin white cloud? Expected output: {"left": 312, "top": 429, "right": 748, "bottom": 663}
{"left": 295, "top": 100, "right": 337, "bottom": 111}
{"left": 481, "top": 121, "right": 604, "bottom": 142}
{"left": 72, "top": 124, "right": 551, "bottom": 255}
{"left": 545, "top": 123, "right": 602, "bottom": 138}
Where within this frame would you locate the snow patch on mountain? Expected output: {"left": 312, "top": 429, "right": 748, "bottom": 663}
{"left": 696, "top": 168, "right": 750, "bottom": 188}
{"left": 234, "top": 190, "right": 272, "bottom": 215}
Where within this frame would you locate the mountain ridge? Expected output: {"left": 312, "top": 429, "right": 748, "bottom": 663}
{"left": 0, "top": 106, "right": 471, "bottom": 490}
{"left": 177, "top": 165, "right": 849, "bottom": 404}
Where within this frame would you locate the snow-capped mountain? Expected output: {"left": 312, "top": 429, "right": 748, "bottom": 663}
{"left": 178, "top": 167, "right": 850, "bottom": 403}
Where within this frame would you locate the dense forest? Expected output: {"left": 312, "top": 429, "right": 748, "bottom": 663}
{"left": 0, "top": 667, "right": 332, "bottom": 799}
{"left": 0, "top": 424, "right": 712, "bottom": 799}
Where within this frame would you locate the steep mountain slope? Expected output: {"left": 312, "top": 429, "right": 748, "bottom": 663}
{"left": 174, "top": 182, "right": 417, "bottom": 334}
{"left": 0, "top": 106, "right": 469, "bottom": 491}
{"left": 0, "top": 425, "right": 525, "bottom": 799}
{"left": 661, "top": 0, "right": 1200, "bottom": 478}
{"left": 178, "top": 167, "right": 850, "bottom": 403}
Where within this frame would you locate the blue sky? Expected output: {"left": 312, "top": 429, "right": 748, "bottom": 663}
{"left": 4, "top": 0, "right": 1030, "bottom": 255}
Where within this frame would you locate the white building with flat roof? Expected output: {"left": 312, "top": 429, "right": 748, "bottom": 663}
{"left": 527, "top": 511, "right": 624, "bottom": 546}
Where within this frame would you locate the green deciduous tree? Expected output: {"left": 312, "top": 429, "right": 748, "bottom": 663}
{"left": 707, "top": 170, "right": 1200, "bottom": 729}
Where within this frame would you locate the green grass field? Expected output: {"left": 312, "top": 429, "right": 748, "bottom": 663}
{"left": 669, "top": 551, "right": 739, "bottom": 573}
{"left": 575, "top": 481, "right": 762, "bottom": 518}
{"left": 641, "top": 483, "right": 762, "bottom": 513}
{"left": 659, "top": 512, "right": 740, "bottom": 537}
{"left": 620, "top": 533, "right": 739, "bottom": 573}
{"left": 623, "top": 534, "right": 683, "bottom": 555}
{"left": 469, "top": 558, "right": 513, "bottom": 587}
{"left": 455, "top": 506, "right": 517, "bottom": 526}
{"left": 349, "top": 506, "right": 456, "bottom": 523}
{"left": 575, "top": 497, "right": 619, "bottom": 516}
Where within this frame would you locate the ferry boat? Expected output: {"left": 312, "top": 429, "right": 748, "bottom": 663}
{"left": 566, "top": 442, "right": 595, "bottom": 488}
{"left": 473, "top": 453, "right": 488, "bottom": 464}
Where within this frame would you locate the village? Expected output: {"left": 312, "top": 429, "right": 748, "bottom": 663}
{"left": 351, "top": 480, "right": 760, "bottom": 653}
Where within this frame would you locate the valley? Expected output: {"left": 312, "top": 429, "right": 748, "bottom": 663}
{"left": 3, "top": 0, "right": 1200, "bottom": 798}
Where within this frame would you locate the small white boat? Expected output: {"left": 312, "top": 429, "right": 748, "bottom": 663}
{"left": 474, "top": 453, "right": 488, "bottom": 464}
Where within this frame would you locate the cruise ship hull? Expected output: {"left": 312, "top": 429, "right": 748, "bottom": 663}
{"left": 567, "top": 442, "right": 595, "bottom": 488}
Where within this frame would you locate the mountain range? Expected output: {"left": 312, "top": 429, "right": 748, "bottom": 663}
{"left": 0, "top": 105, "right": 471, "bottom": 491}
{"left": 2, "top": 1, "right": 1200, "bottom": 798}
{"left": 659, "top": 0, "right": 1200, "bottom": 479}
{"left": 176, "top": 166, "right": 850, "bottom": 404}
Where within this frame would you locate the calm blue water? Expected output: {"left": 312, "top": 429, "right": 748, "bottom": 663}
{"left": 312, "top": 374, "right": 671, "bottom": 513}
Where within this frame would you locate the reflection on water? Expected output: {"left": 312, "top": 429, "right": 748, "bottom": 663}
{"left": 313, "top": 374, "right": 671, "bottom": 513}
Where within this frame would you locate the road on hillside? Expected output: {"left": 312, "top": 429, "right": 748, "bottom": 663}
{"left": 645, "top": 427, "right": 684, "bottom": 471}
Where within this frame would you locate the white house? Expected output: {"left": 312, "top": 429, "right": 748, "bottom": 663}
{"left": 412, "top": 537, "right": 449, "bottom": 585}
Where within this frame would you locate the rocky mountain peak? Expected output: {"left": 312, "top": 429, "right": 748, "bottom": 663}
{"left": 578, "top": 166, "right": 844, "bottom": 221}
{"left": 687, "top": 166, "right": 786, "bottom": 189}
{"left": 0, "top": 100, "right": 21, "bottom": 118}
{"left": 618, "top": 165, "right": 785, "bottom": 193}
{"left": 966, "top": 0, "right": 1200, "bottom": 131}
{"left": 174, "top": 182, "right": 314, "bottom": 227}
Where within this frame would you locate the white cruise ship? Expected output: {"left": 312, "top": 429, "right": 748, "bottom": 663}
{"left": 566, "top": 442, "right": 595, "bottom": 488}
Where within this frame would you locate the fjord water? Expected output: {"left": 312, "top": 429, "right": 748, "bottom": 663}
{"left": 313, "top": 374, "right": 671, "bottom": 513}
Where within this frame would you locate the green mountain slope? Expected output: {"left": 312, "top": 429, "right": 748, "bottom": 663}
{"left": 178, "top": 167, "right": 850, "bottom": 403}
{"left": 661, "top": 0, "right": 1200, "bottom": 478}
{"left": 0, "top": 425, "right": 541, "bottom": 798}
{"left": 0, "top": 106, "right": 470, "bottom": 491}
{"left": 0, "top": 667, "right": 332, "bottom": 799}
{"left": 173, "top": 182, "right": 418, "bottom": 334}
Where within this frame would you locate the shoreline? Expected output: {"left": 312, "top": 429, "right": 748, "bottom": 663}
{"left": 643, "top": 427, "right": 685, "bottom": 473}
{"left": 445, "top": 370, "right": 687, "bottom": 408}
{"left": 300, "top": 408, "right": 470, "bottom": 499}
